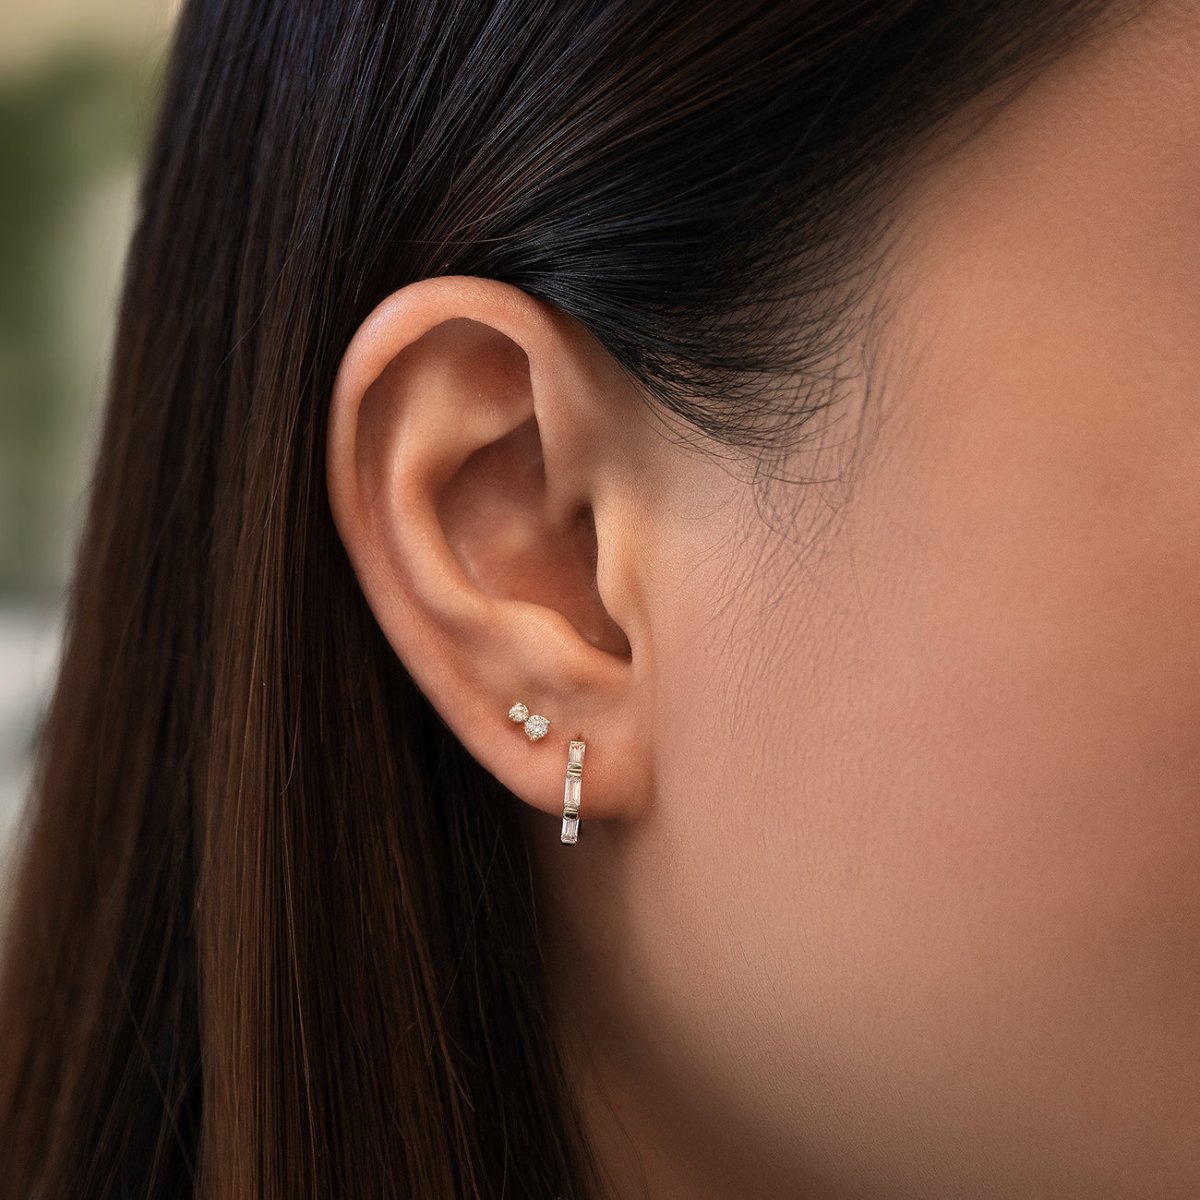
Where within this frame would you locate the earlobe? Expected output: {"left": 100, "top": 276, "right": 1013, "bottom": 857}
{"left": 326, "top": 276, "right": 653, "bottom": 832}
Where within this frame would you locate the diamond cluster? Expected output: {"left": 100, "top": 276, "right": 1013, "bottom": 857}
{"left": 508, "top": 702, "right": 550, "bottom": 741}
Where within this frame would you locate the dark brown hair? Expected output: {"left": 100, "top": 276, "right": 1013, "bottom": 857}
{"left": 0, "top": 1, "right": 1138, "bottom": 1196}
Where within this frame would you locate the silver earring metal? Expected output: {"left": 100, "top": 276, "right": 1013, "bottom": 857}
{"left": 561, "top": 740, "right": 586, "bottom": 844}
{"left": 508, "top": 701, "right": 550, "bottom": 742}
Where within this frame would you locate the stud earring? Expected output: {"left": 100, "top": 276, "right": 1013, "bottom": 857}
{"left": 561, "top": 739, "right": 586, "bottom": 844}
{"left": 508, "top": 701, "right": 550, "bottom": 742}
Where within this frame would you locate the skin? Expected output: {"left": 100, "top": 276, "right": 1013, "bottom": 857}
{"left": 326, "top": 1, "right": 1200, "bottom": 1195}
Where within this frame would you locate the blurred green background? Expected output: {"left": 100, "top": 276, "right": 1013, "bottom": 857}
{"left": 1, "top": 1, "right": 178, "bottom": 871}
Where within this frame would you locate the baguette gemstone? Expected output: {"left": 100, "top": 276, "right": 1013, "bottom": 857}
{"left": 560, "top": 740, "right": 586, "bottom": 844}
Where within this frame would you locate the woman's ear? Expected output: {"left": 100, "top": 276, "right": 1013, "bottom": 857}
{"left": 326, "top": 275, "right": 655, "bottom": 827}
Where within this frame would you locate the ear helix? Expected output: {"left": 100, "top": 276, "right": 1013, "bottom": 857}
{"left": 507, "top": 701, "right": 587, "bottom": 845}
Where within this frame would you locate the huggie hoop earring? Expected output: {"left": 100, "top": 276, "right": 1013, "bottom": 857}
{"left": 561, "top": 740, "right": 586, "bottom": 844}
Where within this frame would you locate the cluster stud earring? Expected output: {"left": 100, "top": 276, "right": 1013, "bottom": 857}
{"left": 508, "top": 701, "right": 550, "bottom": 741}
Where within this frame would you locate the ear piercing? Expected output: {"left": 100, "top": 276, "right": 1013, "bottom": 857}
{"left": 508, "top": 701, "right": 550, "bottom": 741}
{"left": 561, "top": 740, "right": 586, "bottom": 844}
{"left": 507, "top": 701, "right": 587, "bottom": 844}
